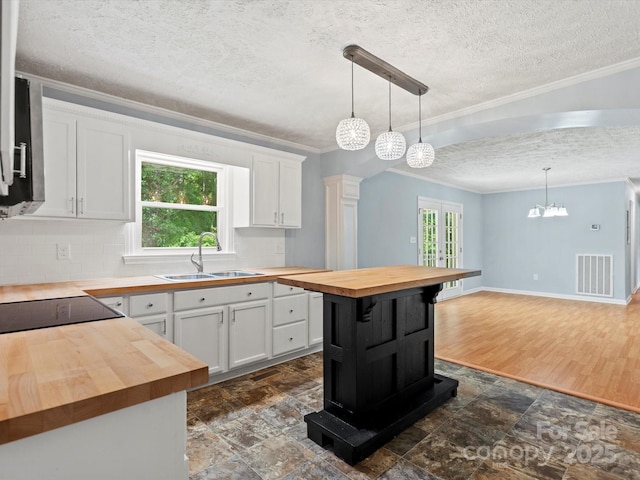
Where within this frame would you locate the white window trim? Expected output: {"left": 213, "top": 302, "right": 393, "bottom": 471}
{"left": 123, "top": 150, "right": 235, "bottom": 264}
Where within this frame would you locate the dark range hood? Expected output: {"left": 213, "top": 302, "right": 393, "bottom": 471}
{"left": 0, "top": 76, "right": 45, "bottom": 218}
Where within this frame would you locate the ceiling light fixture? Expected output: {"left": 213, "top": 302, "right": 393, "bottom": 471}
{"left": 406, "top": 89, "right": 435, "bottom": 168}
{"left": 375, "top": 77, "right": 406, "bottom": 160}
{"left": 335, "top": 55, "right": 370, "bottom": 151}
{"left": 337, "top": 45, "right": 431, "bottom": 156}
{"left": 527, "top": 167, "right": 568, "bottom": 218}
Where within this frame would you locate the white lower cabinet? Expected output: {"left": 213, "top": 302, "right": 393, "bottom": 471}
{"left": 228, "top": 299, "right": 270, "bottom": 369}
{"left": 174, "top": 306, "right": 226, "bottom": 375}
{"left": 137, "top": 313, "right": 170, "bottom": 339}
{"left": 99, "top": 281, "right": 322, "bottom": 381}
{"left": 308, "top": 292, "right": 323, "bottom": 345}
{"left": 127, "top": 292, "right": 172, "bottom": 342}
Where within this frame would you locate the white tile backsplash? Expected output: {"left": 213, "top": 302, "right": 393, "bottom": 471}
{"left": 0, "top": 219, "right": 285, "bottom": 286}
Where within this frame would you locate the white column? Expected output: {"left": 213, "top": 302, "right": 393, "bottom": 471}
{"left": 324, "top": 175, "right": 362, "bottom": 270}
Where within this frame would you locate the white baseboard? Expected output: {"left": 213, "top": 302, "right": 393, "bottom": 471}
{"left": 460, "top": 286, "right": 628, "bottom": 305}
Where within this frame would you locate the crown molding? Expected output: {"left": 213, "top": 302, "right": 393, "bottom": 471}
{"left": 18, "top": 71, "right": 322, "bottom": 155}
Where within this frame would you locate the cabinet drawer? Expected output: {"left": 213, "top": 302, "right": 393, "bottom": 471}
{"left": 98, "top": 296, "right": 127, "bottom": 315}
{"left": 273, "top": 294, "right": 308, "bottom": 327}
{"left": 174, "top": 282, "right": 270, "bottom": 311}
{"left": 273, "top": 320, "right": 307, "bottom": 356}
{"left": 273, "top": 282, "right": 305, "bottom": 297}
{"left": 129, "top": 292, "right": 168, "bottom": 316}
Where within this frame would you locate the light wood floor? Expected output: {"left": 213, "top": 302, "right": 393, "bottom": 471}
{"left": 434, "top": 291, "right": 640, "bottom": 413}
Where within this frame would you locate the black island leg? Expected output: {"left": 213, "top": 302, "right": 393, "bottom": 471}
{"left": 305, "top": 283, "right": 459, "bottom": 465}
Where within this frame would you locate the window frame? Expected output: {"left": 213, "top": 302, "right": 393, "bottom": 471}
{"left": 128, "top": 150, "right": 232, "bottom": 260}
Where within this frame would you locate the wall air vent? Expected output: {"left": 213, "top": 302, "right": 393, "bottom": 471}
{"left": 576, "top": 254, "right": 613, "bottom": 297}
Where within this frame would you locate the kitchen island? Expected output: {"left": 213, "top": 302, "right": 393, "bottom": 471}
{"left": 278, "top": 265, "right": 481, "bottom": 465}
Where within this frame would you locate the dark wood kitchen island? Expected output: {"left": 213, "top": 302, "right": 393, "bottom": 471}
{"left": 278, "top": 265, "right": 481, "bottom": 465}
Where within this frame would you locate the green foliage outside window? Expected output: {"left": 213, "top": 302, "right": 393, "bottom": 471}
{"left": 141, "top": 162, "right": 219, "bottom": 248}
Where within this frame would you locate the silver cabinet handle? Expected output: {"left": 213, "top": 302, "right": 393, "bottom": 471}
{"left": 281, "top": 212, "right": 284, "bottom": 223}
{"left": 247, "top": 292, "right": 252, "bottom": 296}
{"left": 80, "top": 198, "right": 84, "bottom": 215}
{"left": 199, "top": 297, "right": 205, "bottom": 302}
{"left": 162, "top": 320, "right": 166, "bottom": 335}
{"left": 116, "top": 301, "right": 122, "bottom": 307}
{"left": 221, "top": 312, "right": 224, "bottom": 324}
{"left": 71, "top": 197, "right": 75, "bottom": 214}
{"left": 147, "top": 303, "right": 154, "bottom": 308}
{"left": 289, "top": 337, "right": 293, "bottom": 342}
{"left": 289, "top": 309, "right": 294, "bottom": 314}
{"left": 14, "top": 143, "right": 27, "bottom": 177}
{"left": 274, "top": 212, "right": 278, "bottom": 223}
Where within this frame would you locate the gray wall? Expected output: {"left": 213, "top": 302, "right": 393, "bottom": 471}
{"left": 285, "top": 153, "right": 325, "bottom": 268}
{"left": 483, "top": 181, "right": 628, "bottom": 300}
{"left": 358, "top": 172, "right": 484, "bottom": 292}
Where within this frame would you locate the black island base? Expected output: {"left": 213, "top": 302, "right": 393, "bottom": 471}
{"left": 305, "top": 283, "right": 458, "bottom": 465}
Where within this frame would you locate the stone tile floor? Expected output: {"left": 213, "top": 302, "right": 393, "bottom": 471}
{"left": 187, "top": 353, "right": 640, "bottom": 479}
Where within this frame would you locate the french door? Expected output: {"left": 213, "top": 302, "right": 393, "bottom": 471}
{"left": 418, "top": 197, "right": 463, "bottom": 300}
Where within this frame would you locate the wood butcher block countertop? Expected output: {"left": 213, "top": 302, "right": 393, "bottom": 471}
{"left": 277, "top": 265, "right": 481, "bottom": 298}
{"left": 0, "top": 266, "right": 325, "bottom": 445}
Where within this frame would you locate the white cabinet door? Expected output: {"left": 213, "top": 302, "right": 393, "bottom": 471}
{"left": 251, "top": 154, "right": 279, "bottom": 226}
{"left": 32, "top": 103, "right": 131, "bottom": 221}
{"left": 136, "top": 313, "right": 171, "bottom": 341}
{"left": 38, "top": 109, "right": 77, "bottom": 217}
{"left": 249, "top": 154, "right": 302, "bottom": 228}
{"left": 228, "top": 299, "right": 269, "bottom": 369}
{"left": 77, "top": 117, "right": 131, "bottom": 220}
{"left": 278, "top": 159, "right": 301, "bottom": 228}
{"left": 308, "top": 292, "right": 323, "bottom": 345}
{"left": 175, "top": 306, "right": 226, "bottom": 375}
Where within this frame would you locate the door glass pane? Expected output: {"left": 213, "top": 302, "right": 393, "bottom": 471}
{"left": 444, "top": 211, "right": 460, "bottom": 289}
{"left": 422, "top": 208, "right": 438, "bottom": 267}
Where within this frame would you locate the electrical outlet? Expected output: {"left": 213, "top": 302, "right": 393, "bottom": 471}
{"left": 409, "top": 236, "right": 417, "bottom": 244}
{"left": 57, "top": 243, "right": 71, "bottom": 260}
{"left": 533, "top": 273, "right": 539, "bottom": 281}
{"left": 275, "top": 243, "right": 285, "bottom": 254}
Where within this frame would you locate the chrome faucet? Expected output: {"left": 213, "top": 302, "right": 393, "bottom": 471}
{"left": 190, "top": 231, "right": 222, "bottom": 273}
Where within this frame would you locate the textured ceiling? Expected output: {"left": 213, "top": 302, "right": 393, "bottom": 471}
{"left": 392, "top": 126, "right": 640, "bottom": 193}
{"left": 14, "top": 0, "right": 640, "bottom": 191}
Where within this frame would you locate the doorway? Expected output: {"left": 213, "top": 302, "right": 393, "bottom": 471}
{"left": 418, "top": 197, "right": 463, "bottom": 300}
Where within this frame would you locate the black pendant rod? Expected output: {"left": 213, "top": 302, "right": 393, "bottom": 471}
{"left": 343, "top": 44, "right": 429, "bottom": 96}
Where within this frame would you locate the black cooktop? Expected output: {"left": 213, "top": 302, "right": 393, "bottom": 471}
{"left": 0, "top": 295, "right": 125, "bottom": 334}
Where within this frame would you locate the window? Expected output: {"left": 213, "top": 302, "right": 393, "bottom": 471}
{"left": 133, "top": 151, "right": 227, "bottom": 254}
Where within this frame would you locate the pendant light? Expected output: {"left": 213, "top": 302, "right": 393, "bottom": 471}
{"left": 375, "top": 77, "right": 406, "bottom": 160}
{"left": 527, "top": 167, "right": 568, "bottom": 218}
{"left": 406, "top": 90, "right": 435, "bottom": 168}
{"left": 336, "top": 55, "right": 370, "bottom": 151}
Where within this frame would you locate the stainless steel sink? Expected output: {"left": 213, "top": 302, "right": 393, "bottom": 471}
{"left": 206, "top": 270, "right": 264, "bottom": 278}
{"left": 157, "top": 270, "right": 264, "bottom": 282}
{"left": 156, "top": 273, "right": 217, "bottom": 281}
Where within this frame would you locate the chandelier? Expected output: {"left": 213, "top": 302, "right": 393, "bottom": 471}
{"left": 527, "top": 168, "right": 568, "bottom": 218}
{"left": 336, "top": 45, "right": 434, "bottom": 167}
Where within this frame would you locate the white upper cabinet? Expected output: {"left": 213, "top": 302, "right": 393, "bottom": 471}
{"left": 33, "top": 100, "right": 131, "bottom": 221}
{"left": 236, "top": 153, "right": 303, "bottom": 229}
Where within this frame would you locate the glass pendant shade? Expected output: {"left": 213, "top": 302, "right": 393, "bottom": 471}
{"left": 375, "top": 130, "right": 406, "bottom": 160}
{"left": 406, "top": 89, "right": 434, "bottom": 168}
{"left": 376, "top": 77, "right": 405, "bottom": 161}
{"left": 556, "top": 205, "right": 568, "bottom": 216}
{"left": 406, "top": 141, "right": 435, "bottom": 168}
{"left": 336, "top": 116, "right": 370, "bottom": 150}
{"left": 528, "top": 207, "right": 540, "bottom": 218}
{"left": 336, "top": 55, "right": 370, "bottom": 151}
